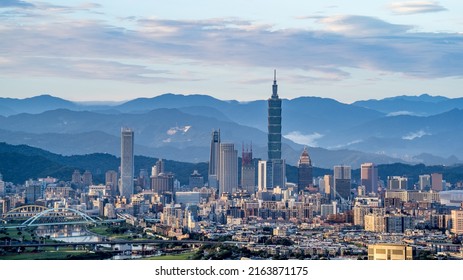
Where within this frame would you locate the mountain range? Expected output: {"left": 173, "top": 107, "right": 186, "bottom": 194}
{"left": 0, "top": 93, "right": 462, "bottom": 168}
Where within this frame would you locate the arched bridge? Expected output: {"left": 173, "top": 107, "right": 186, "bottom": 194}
{"left": 2, "top": 206, "right": 124, "bottom": 228}
{"left": 2, "top": 205, "right": 49, "bottom": 220}
{"left": 22, "top": 207, "right": 97, "bottom": 227}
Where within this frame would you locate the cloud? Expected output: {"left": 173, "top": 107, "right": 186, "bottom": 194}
{"left": 0, "top": 56, "right": 192, "bottom": 83}
{"left": 0, "top": 0, "right": 34, "bottom": 8}
{"left": 389, "top": 1, "right": 447, "bottom": 15}
{"left": 317, "top": 15, "right": 412, "bottom": 36}
{"left": 387, "top": 111, "right": 418, "bottom": 116}
{"left": 284, "top": 131, "right": 323, "bottom": 146}
{"left": 0, "top": 5, "right": 462, "bottom": 84}
{"left": 402, "top": 129, "right": 430, "bottom": 140}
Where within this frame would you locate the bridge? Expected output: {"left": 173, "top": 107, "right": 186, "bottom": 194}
{"left": 1, "top": 206, "right": 123, "bottom": 228}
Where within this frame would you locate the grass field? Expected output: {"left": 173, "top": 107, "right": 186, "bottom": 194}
{"left": 0, "top": 249, "right": 90, "bottom": 260}
{"left": 142, "top": 251, "right": 195, "bottom": 260}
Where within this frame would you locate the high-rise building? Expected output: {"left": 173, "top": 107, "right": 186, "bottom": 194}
{"left": 387, "top": 176, "right": 409, "bottom": 190}
{"left": 268, "top": 70, "right": 282, "bottom": 161}
{"left": 219, "top": 143, "right": 238, "bottom": 195}
{"left": 258, "top": 160, "right": 267, "bottom": 192}
{"left": 451, "top": 209, "right": 463, "bottom": 234}
{"left": 0, "top": 173, "right": 5, "bottom": 197}
{"left": 419, "top": 174, "right": 431, "bottom": 190}
{"left": 324, "top": 174, "right": 333, "bottom": 199}
{"left": 189, "top": 170, "right": 204, "bottom": 189}
{"left": 25, "top": 184, "right": 41, "bottom": 204}
{"left": 361, "top": 163, "right": 378, "bottom": 194}
{"left": 297, "top": 147, "right": 313, "bottom": 192}
{"left": 82, "top": 170, "right": 93, "bottom": 186}
{"left": 208, "top": 130, "right": 221, "bottom": 189}
{"left": 120, "top": 128, "right": 134, "bottom": 201}
{"left": 333, "top": 165, "right": 351, "bottom": 202}
{"left": 241, "top": 144, "right": 256, "bottom": 194}
{"left": 138, "top": 169, "right": 150, "bottom": 189}
{"left": 431, "top": 173, "right": 443, "bottom": 192}
{"left": 368, "top": 244, "right": 414, "bottom": 260}
{"left": 267, "top": 70, "right": 285, "bottom": 189}
{"left": 152, "top": 173, "right": 175, "bottom": 195}
{"left": 105, "top": 170, "right": 118, "bottom": 196}
{"left": 271, "top": 159, "right": 286, "bottom": 188}
{"left": 71, "top": 170, "right": 81, "bottom": 185}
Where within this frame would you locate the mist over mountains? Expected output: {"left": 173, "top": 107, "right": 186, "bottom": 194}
{"left": 0, "top": 93, "right": 462, "bottom": 168}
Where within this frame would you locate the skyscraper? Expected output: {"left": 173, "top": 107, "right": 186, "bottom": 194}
{"left": 431, "top": 173, "right": 443, "bottom": 192}
{"left": 361, "top": 163, "right": 378, "bottom": 195}
{"left": 208, "top": 130, "right": 221, "bottom": 189}
{"left": 105, "top": 170, "right": 118, "bottom": 196}
{"left": 268, "top": 70, "right": 282, "bottom": 161}
{"left": 333, "top": 165, "right": 351, "bottom": 202}
{"left": 258, "top": 160, "right": 267, "bottom": 192}
{"left": 267, "top": 70, "right": 285, "bottom": 189}
{"left": 120, "top": 127, "right": 134, "bottom": 201}
{"left": 241, "top": 144, "right": 256, "bottom": 194}
{"left": 219, "top": 143, "right": 238, "bottom": 196}
{"left": 297, "top": 147, "right": 313, "bottom": 192}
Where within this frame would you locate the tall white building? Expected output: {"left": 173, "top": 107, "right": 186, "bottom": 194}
{"left": 120, "top": 128, "right": 134, "bottom": 201}
{"left": 419, "top": 174, "right": 431, "bottom": 190}
{"left": 218, "top": 143, "right": 238, "bottom": 195}
{"left": 258, "top": 160, "right": 267, "bottom": 192}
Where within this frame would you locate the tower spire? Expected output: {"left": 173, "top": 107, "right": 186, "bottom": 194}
{"left": 272, "top": 69, "right": 278, "bottom": 98}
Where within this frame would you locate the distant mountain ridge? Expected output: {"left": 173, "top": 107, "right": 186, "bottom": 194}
{"left": 1, "top": 93, "right": 462, "bottom": 166}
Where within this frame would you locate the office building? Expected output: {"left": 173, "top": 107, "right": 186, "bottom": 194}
{"left": 208, "top": 130, "right": 221, "bottom": 189}
{"left": 451, "top": 209, "right": 463, "bottom": 234}
{"left": 267, "top": 70, "right": 285, "bottom": 189}
{"left": 258, "top": 160, "right": 267, "bottom": 192}
{"left": 189, "top": 170, "right": 204, "bottom": 189}
{"left": 324, "top": 174, "right": 333, "bottom": 199}
{"left": 431, "top": 173, "right": 443, "bottom": 192}
{"left": 25, "top": 184, "right": 42, "bottom": 204}
{"left": 419, "top": 174, "right": 431, "bottom": 190}
{"left": 368, "top": 244, "right": 414, "bottom": 260}
{"left": 0, "top": 173, "right": 5, "bottom": 196}
{"left": 71, "top": 170, "right": 81, "bottom": 185}
{"left": 241, "top": 145, "right": 256, "bottom": 194}
{"left": 297, "top": 147, "right": 313, "bottom": 192}
{"left": 387, "top": 176, "right": 409, "bottom": 190}
{"left": 82, "top": 170, "right": 93, "bottom": 186}
{"left": 361, "top": 163, "right": 378, "bottom": 194}
{"left": 120, "top": 127, "right": 134, "bottom": 201}
{"left": 219, "top": 143, "right": 238, "bottom": 195}
{"left": 333, "top": 165, "right": 351, "bottom": 202}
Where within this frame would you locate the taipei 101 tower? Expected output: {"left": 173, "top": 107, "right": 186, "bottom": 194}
{"left": 268, "top": 70, "right": 282, "bottom": 161}
{"left": 267, "top": 70, "right": 285, "bottom": 189}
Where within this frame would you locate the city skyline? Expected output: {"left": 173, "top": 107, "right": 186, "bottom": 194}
{"left": 0, "top": 0, "right": 462, "bottom": 103}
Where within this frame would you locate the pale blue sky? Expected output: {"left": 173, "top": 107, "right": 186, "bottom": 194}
{"left": 0, "top": 0, "right": 462, "bottom": 103}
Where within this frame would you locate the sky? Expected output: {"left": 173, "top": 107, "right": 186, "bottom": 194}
{"left": 0, "top": 0, "right": 462, "bottom": 103}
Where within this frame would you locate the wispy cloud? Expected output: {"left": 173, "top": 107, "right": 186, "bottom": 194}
{"left": 402, "top": 129, "right": 430, "bottom": 140}
{"left": 316, "top": 15, "right": 412, "bottom": 36}
{"left": 0, "top": 0, "right": 34, "bottom": 8}
{"left": 0, "top": 2, "right": 462, "bottom": 84}
{"left": 389, "top": 1, "right": 447, "bottom": 15}
{"left": 284, "top": 131, "right": 323, "bottom": 146}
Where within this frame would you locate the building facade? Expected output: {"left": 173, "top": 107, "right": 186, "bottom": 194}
{"left": 361, "top": 163, "right": 378, "bottom": 194}
{"left": 297, "top": 147, "right": 313, "bottom": 192}
{"left": 219, "top": 143, "right": 238, "bottom": 195}
{"left": 120, "top": 127, "right": 134, "bottom": 201}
